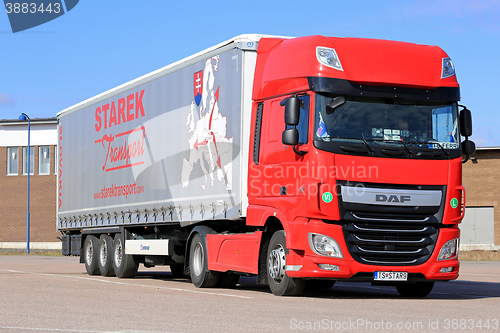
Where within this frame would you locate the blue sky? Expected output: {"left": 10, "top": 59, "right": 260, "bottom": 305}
{"left": 1, "top": 0, "right": 499, "bottom": 147}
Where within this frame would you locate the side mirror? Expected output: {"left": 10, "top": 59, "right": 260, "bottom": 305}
{"left": 462, "top": 140, "right": 476, "bottom": 163}
{"left": 459, "top": 106, "right": 474, "bottom": 163}
{"left": 281, "top": 95, "right": 307, "bottom": 156}
{"left": 326, "top": 96, "right": 346, "bottom": 115}
{"left": 460, "top": 108, "right": 473, "bottom": 137}
{"left": 282, "top": 128, "right": 299, "bottom": 146}
{"left": 284, "top": 96, "right": 300, "bottom": 126}
{"left": 462, "top": 140, "right": 476, "bottom": 155}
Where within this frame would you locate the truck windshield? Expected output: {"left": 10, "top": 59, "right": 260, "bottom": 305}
{"left": 314, "top": 94, "right": 460, "bottom": 153}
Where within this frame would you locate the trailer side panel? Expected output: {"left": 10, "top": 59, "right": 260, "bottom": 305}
{"left": 58, "top": 48, "right": 244, "bottom": 230}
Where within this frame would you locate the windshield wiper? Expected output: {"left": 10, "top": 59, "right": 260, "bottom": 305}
{"left": 321, "top": 136, "right": 376, "bottom": 155}
{"left": 428, "top": 142, "right": 451, "bottom": 159}
{"left": 319, "top": 136, "right": 451, "bottom": 159}
{"left": 394, "top": 140, "right": 414, "bottom": 157}
{"left": 361, "top": 134, "right": 375, "bottom": 155}
{"left": 406, "top": 141, "right": 451, "bottom": 159}
{"left": 362, "top": 137, "right": 414, "bottom": 157}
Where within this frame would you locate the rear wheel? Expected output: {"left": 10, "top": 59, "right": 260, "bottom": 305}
{"left": 267, "top": 230, "right": 305, "bottom": 296}
{"left": 112, "top": 234, "right": 139, "bottom": 278}
{"left": 98, "top": 234, "right": 115, "bottom": 277}
{"left": 396, "top": 282, "right": 434, "bottom": 298}
{"left": 189, "top": 234, "right": 219, "bottom": 288}
{"left": 84, "top": 235, "right": 99, "bottom": 275}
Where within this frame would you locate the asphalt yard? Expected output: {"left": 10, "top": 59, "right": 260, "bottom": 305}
{"left": 0, "top": 256, "right": 499, "bottom": 332}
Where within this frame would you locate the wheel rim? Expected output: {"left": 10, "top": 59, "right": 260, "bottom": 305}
{"left": 86, "top": 239, "right": 93, "bottom": 265}
{"left": 192, "top": 242, "right": 204, "bottom": 277}
{"left": 114, "top": 239, "right": 123, "bottom": 267}
{"left": 100, "top": 240, "right": 107, "bottom": 267}
{"left": 268, "top": 244, "right": 286, "bottom": 283}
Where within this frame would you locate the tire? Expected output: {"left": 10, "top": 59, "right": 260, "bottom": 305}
{"left": 267, "top": 230, "right": 305, "bottom": 296}
{"left": 217, "top": 273, "right": 239, "bottom": 289}
{"left": 98, "top": 234, "right": 115, "bottom": 277}
{"left": 189, "top": 234, "right": 220, "bottom": 288}
{"left": 113, "top": 234, "right": 139, "bottom": 278}
{"left": 84, "top": 235, "right": 100, "bottom": 275}
{"left": 396, "top": 282, "right": 434, "bottom": 298}
{"left": 169, "top": 264, "right": 186, "bottom": 278}
{"left": 305, "top": 280, "right": 335, "bottom": 291}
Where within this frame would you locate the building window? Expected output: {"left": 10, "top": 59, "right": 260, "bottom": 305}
{"left": 7, "top": 147, "right": 19, "bottom": 175}
{"left": 39, "top": 146, "right": 50, "bottom": 175}
{"left": 22, "top": 147, "right": 34, "bottom": 175}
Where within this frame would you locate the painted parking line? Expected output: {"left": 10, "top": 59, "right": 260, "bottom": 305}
{"left": 0, "top": 327, "right": 174, "bottom": 333}
{"left": 0, "top": 268, "right": 253, "bottom": 299}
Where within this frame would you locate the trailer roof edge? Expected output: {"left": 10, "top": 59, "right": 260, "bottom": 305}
{"left": 57, "top": 34, "right": 292, "bottom": 119}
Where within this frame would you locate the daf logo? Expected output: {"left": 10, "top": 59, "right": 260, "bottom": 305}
{"left": 376, "top": 194, "right": 411, "bottom": 203}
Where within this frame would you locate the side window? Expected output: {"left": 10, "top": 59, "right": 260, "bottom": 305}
{"left": 39, "top": 146, "right": 50, "bottom": 175}
{"left": 286, "top": 95, "right": 310, "bottom": 144}
{"left": 253, "top": 102, "right": 263, "bottom": 164}
{"left": 432, "top": 105, "right": 458, "bottom": 144}
{"left": 7, "top": 147, "right": 19, "bottom": 175}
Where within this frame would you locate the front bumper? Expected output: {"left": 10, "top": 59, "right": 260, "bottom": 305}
{"left": 285, "top": 221, "right": 460, "bottom": 281}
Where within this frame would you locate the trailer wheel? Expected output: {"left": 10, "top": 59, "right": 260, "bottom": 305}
{"left": 98, "top": 234, "right": 115, "bottom": 277}
{"left": 189, "top": 234, "right": 219, "bottom": 288}
{"left": 113, "top": 234, "right": 139, "bottom": 278}
{"left": 396, "top": 282, "right": 434, "bottom": 298}
{"left": 84, "top": 235, "right": 100, "bottom": 275}
{"left": 267, "top": 230, "right": 305, "bottom": 296}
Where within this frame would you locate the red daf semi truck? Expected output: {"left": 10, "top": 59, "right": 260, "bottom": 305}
{"left": 58, "top": 34, "right": 475, "bottom": 297}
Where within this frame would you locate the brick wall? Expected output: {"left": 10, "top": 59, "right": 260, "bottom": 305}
{"left": 462, "top": 149, "right": 500, "bottom": 245}
{"left": 0, "top": 143, "right": 497, "bottom": 245}
{"left": 0, "top": 146, "right": 58, "bottom": 242}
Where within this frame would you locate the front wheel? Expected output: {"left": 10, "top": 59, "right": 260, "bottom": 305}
{"left": 267, "top": 230, "right": 305, "bottom": 296}
{"left": 396, "top": 282, "right": 434, "bottom": 298}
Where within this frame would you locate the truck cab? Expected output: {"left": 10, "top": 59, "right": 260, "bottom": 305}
{"left": 246, "top": 36, "right": 475, "bottom": 296}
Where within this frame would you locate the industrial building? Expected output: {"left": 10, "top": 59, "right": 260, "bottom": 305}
{"left": 462, "top": 147, "right": 500, "bottom": 250}
{"left": 0, "top": 118, "right": 58, "bottom": 250}
{"left": 0, "top": 117, "right": 498, "bottom": 251}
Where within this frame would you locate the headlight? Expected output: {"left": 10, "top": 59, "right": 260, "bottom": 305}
{"left": 316, "top": 46, "right": 343, "bottom": 71}
{"left": 441, "top": 57, "right": 455, "bottom": 79}
{"left": 309, "top": 233, "right": 343, "bottom": 258}
{"left": 437, "top": 238, "right": 459, "bottom": 260}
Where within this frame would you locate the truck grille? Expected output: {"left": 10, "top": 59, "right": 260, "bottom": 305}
{"left": 343, "top": 222, "right": 439, "bottom": 266}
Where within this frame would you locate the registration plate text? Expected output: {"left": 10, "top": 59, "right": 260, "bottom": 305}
{"left": 374, "top": 271, "right": 408, "bottom": 281}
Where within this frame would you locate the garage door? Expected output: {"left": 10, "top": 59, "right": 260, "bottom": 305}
{"left": 460, "top": 207, "right": 495, "bottom": 245}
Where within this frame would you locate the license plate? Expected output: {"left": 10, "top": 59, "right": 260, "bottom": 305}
{"left": 374, "top": 271, "right": 408, "bottom": 281}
